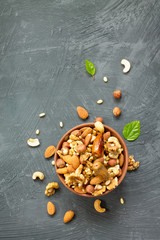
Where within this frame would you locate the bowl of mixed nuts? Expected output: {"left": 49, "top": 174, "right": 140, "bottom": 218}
{"left": 55, "top": 119, "right": 128, "bottom": 197}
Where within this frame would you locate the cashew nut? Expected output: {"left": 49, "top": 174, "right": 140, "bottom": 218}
{"left": 94, "top": 199, "right": 106, "bottom": 213}
{"left": 32, "top": 171, "right": 44, "bottom": 180}
{"left": 121, "top": 59, "right": 131, "bottom": 73}
{"left": 27, "top": 138, "right": 40, "bottom": 147}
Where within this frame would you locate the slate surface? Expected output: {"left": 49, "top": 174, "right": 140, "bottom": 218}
{"left": 0, "top": 0, "right": 160, "bottom": 239}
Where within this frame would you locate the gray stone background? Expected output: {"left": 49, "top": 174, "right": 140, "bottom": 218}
{"left": 0, "top": 0, "right": 160, "bottom": 239}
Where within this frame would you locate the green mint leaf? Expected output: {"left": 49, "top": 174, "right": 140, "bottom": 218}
{"left": 85, "top": 60, "right": 96, "bottom": 77}
{"left": 123, "top": 121, "right": 141, "bottom": 141}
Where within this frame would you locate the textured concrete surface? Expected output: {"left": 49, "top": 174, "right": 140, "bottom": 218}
{"left": 0, "top": 0, "right": 160, "bottom": 239}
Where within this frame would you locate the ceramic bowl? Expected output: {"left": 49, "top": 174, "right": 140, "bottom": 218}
{"left": 55, "top": 123, "right": 128, "bottom": 197}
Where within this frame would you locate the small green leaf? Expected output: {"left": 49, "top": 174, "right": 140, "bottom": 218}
{"left": 85, "top": 60, "right": 96, "bottom": 77}
{"left": 123, "top": 121, "right": 141, "bottom": 141}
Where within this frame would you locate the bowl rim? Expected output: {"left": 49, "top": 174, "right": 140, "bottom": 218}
{"left": 55, "top": 123, "right": 128, "bottom": 197}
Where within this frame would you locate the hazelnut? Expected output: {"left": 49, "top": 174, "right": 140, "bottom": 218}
{"left": 113, "top": 107, "right": 121, "bottom": 116}
{"left": 108, "top": 159, "right": 117, "bottom": 167}
{"left": 76, "top": 144, "right": 86, "bottom": 154}
{"left": 56, "top": 158, "right": 65, "bottom": 168}
{"left": 62, "top": 142, "right": 70, "bottom": 148}
{"left": 61, "top": 147, "right": 69, "bottom": 155}
{"left": 94, "top": 117, "right": 103, "bottom": 123}
{"left": 86, "top": 185, "right": 95, "bottom": 194}
{"left": 103, "top": 131, "right": 111, "bottom": 141}
{"left": 113, "top": 90, "right": 122, "bottom": 99}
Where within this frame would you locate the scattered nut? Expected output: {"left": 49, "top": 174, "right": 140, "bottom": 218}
{"left": 64, "top": 210, "right": 75, "bottom": 223}
{"left": 32, "top": 171, "right": 44, "bottom": 180}
{"left": 60, "top": 121, "right": 63, "bottom": 128}
{"left": 44, "top": 145, "right": 56, "bottom": 158}
{"left": 97, "top": 99, "right": 103, "bottom": 104}
{"left": 113, "top": 107, "right": 121, "bottom": 116}
{"left": 77, "top": 106, "right": 89, "bottom": 119}
{"left": 120, "top": 198, "right": 124, "bottom": 204}
{"left": 27, "top": 138, "right": 40, "bottom": 147}
{"left": 121, "top": 59, "right": 131, "bottom": 73}
{"left": 47, "top": 202, "right": 56, "bottom": 215}
{"left": 45, "top": 182, "right": 59, "bottom": 196}
{"left": 128, "top": 155, "right": 139, "bottom": 171}
{"left": 51, "top": 160, "right": 55, "bottom": 166}
{"left": 39, "top": 113, "right": 45, "bottom": 118}
{"left": 103, "top": 76, "right": 108, "bottom": 82}
{"left": 36, "top": 129, "right": 40, "bottom": 135}
{"left": 94, "top": 117, "right": 103, "bottom": 123}
{"left": 94, "top": 199, "right": 106, "bottom": 213}
{"left": 113, "top": 90, "right": 122, "bottom": 99}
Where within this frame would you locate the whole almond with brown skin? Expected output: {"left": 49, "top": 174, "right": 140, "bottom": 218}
{"left": 113, "top": 107, "right": 121, "bottom": 116}
{"left": 76, "top": 144, "right": 86, "bottom": 154}
{"left": 117, "top": 168, "right": 122, "bottom": 177}
{"left": 90, "top": 176, "right": 103, "bottom": 185}
{"left": 113, "top": 90, "right": 122, "bottom": 99}
{"left": 94, "top": 117, "right": 103, "bottom": 123}
{"left": 56, "top": 167, "right": 68, "bottom": 174}
{"left": 108, "top": 159, "right": 117, "bottom": 167}
{"left": 86, "top": 185, "right": 95, "bottom": 194}
{"left": 62, "top": 142, "right": 70, "bottom": 148}
{"left": 44, "top": 145, "right": 56, "bottom": 158}
{"left": 74, "top": 186, "right": 86, "bottom": 194}
{"left": 92, "top": 134, "right": 103, "bottom": 157}
{"left": 103, "top": 132, "right": 111, "bottom": 141}
{"left": 84, "top": 134, "right": 92, "bottom": 146}
{"left": 81, "top": 127, "right": 92, "bottom": 138}
{"left": 119, "top": 153, "right": 124, "bottom": 167}
{"left": 47, "top": 202, "right": 55, "bottom": 215}
{"left": 56, "top": 158, "right": 65, "bottom": 168}
{"left": 67, "top": 165, "right": 75, "bottom": 173}
{"left": 77, "top": 106, "right": 89, "bottom": 119}
{"left": 64, "top": 210, "right": 74, "bottom": 223}
{"left": 71, "top": 130, "right": 81, "bottom": 137}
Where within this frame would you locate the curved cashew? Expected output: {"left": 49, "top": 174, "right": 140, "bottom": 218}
{"left": 27, "top": 138, "right": 40, "bottom": 147}
{"left": 32, "top": 171, "right": 44, "bottom": 180}
{"left": 121, "top": 59, "right": 131, "bottom": 73}
{"left": 94, "top": 199, "right": 106, "bottom": 213}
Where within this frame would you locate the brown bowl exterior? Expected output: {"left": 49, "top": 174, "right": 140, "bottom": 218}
{"left": 55, "top": 123, "right": 128, "bottom": 197}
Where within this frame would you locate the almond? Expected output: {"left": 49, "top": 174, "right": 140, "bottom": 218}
{"left": 81, "top": 127, "right": 92, "bottom": 138}
{"left": 90, "top": 176, "right": 103, "bottom": 185}
{"left": 74, "top": 186, "right": 86, "bottom": 194}
{"left": 119, "top": 153, "right": 124, "bottom": 167}
{"left": 71, "top": 130, "right": 81, "bottom": 137}
{"left": 47, "top": 202, "right": 55, "bottom": 215}
{"left": 77, "top": 106, "right": 89, "bottom": 119}
{"left": 67, "top": 165, "right": 75, "bottom": 173}
{"left": 103, "top": 132, "right": 111, "bottom": 141}
{"left": 63, "top": 155, "right": 80, "bottom": 169}
{"left": 84, "top": 134, "right": 92, "bottom": 146}
{"left": 64, "top": 210, "right": 74, "bottom": 223}
{"left": 56, "top": 167, "right": 68, "bottom": 174}
{"left": 44, "top": 145, "right": 56, "bottom": 158}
